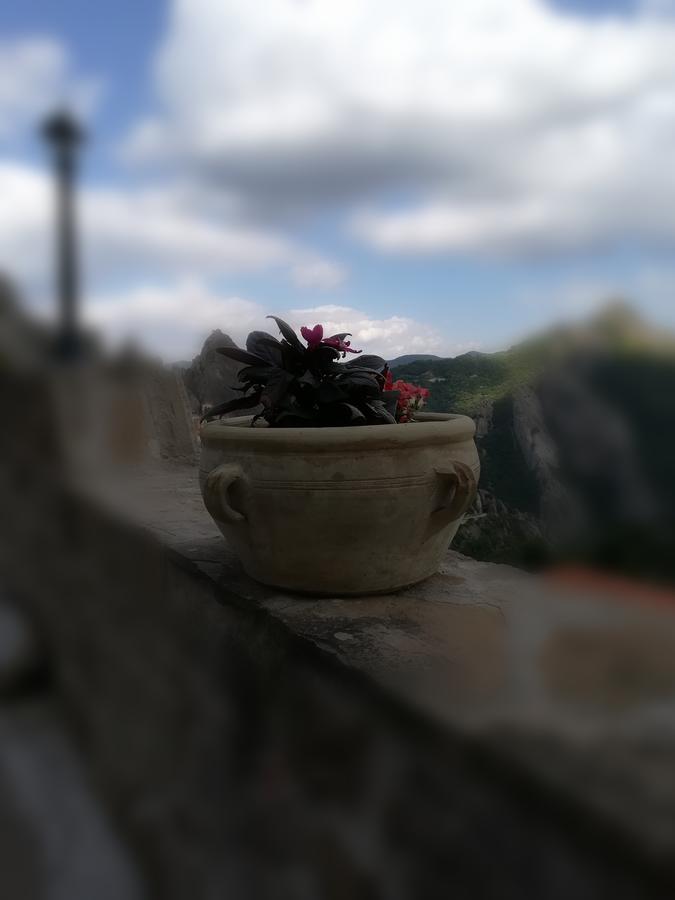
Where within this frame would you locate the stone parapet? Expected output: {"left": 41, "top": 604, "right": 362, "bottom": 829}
{"left": 1, "top": 446, "right": 674, "bottom": 899}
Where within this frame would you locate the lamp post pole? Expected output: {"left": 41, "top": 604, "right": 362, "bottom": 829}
{"left": 42, "top": 110, "right": 85, "bottom": 360}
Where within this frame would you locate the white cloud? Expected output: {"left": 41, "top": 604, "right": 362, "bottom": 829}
{"left": 290, "top": 258, "right": 347, "bottom": 290}
{"left": 0, "top": 38, "right": 98, "bottom": 142}
{"left": 0, "top": 162, "right": 49, "bottom": 282}
{"left": 87, "top": 281, "right": 263, "bottom": 360}
{"left": 0, "top": 160, "right": 345, "bottom": 297}
{"left": 83, "top": 185, "right": 292, "bottom": 277}
{"left": 125, "top": 0, "right": 675, "bottom": 256}
{"left": 284, "top": 303, "right": 448, "bottom": 359}
{"left": 86, "top": 271, "right": 675, "bottom": 364}
{"left": 85, "top": 287, "right": 451, "bottom": 361}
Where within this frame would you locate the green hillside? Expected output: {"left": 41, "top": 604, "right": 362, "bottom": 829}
{"left": 396, "top": 303, "right": 675, "bottom": 417}
{"left": 395, "top": 345, "right": 545, "bottom": 415}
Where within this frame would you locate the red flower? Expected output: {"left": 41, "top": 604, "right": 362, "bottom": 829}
{"left": 385, "top": 377, "right": 430, "bottom": 422}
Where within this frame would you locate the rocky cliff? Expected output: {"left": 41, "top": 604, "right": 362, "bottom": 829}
{"left": 181, "top": 329, "right": 243, "bottom": 416}
{"left": 396, "top": 304, "right": 675, "bottom": 580}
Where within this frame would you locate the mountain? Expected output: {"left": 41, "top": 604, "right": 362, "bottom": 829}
{"left": 388, "top": 353, "right": 440, "bottom": 368}
{"left": 395, "top": 302, "right": 675, "bottom": 582}
{"left": 182, "top": 330, "right": 244, "bottom": 416}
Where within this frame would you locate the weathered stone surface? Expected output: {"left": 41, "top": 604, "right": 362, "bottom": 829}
{"left": 2, "top": 446, "right": 674, "bottom": 897}
{"left": 48, "top": 356, "right": 198, "bottom": 470}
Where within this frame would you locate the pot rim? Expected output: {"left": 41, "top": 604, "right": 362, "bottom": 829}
{"left": 200, "top": 411, "right": 475, "bottom": 451}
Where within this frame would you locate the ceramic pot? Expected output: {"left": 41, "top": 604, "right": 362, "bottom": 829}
{"left": 200, "top": 412, "right": 479, "bottom": 595}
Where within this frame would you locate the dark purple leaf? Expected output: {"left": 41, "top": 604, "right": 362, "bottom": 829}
{"left": 238, "top": 365, "right": 277, "bottom": 383}
{"left": 246, "top": 331, "right": 283, "bottom": 365}
{"left": 217, "top": 346, "right": 270, "bottom": 367}
{"left": 337, "top": 370, "right": 380, "bottom": 395}
{"left": 318, "top": 380, "right": 347, "bottom": 403}
{"left": 266, "top": 316, "right": 305, "bottom": 353}
{"left": 310, "top": 345, "right": 341, "bottom": 368}
{"left": 364, "top": 399, "right": 397, "bottom": 424}
{"left": 201, "top": 391, "right": 262, "bottom": 421}
{"left": 345, "top": 355, "right": 385, "bottom": 372}
{"left": 337, "top": 403, "right": 367, "bottom": 423}
{"left": 381, "top": 391, "right": 400, "bottom": 417}
{"left": 261, "top": 369, "right": 295, "bottom": 407}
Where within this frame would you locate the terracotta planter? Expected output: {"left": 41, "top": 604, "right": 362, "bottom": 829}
{"left": 199, "top": 412, "right": 479, "bottom": 595}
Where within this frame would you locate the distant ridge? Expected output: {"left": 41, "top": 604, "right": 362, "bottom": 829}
{"left": 388, "top": 353, "right": 440, "bottom": 368}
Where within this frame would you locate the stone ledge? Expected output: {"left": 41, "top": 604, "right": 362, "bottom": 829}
{"left": 82, "top": 462, "right": 675, "bottom": 871}
{"left": 3, "top": 457, "right": 675, "bottom": 897}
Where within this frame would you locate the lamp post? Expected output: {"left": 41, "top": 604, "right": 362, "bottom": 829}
{"left": 42, "top": 110, "right": 85, "bottom": 360}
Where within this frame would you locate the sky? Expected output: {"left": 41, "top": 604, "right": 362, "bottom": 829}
{"left": 1, "top": 0, "right": 675, "bottom": 361}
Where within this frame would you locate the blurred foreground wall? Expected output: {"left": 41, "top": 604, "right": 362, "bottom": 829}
{"left": 0, "top": 296, "right": 674, "bottom": 898}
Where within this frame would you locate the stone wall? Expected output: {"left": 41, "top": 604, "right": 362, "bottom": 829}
{"left": 1, "top": 375, "right": 673, "bottom": 899}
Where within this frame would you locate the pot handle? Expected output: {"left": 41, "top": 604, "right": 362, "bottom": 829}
{"left": 203, "top": 464, "right": 247, "bottom": 524}
{"left": 427, "top": 461, "right": 477, "bottom": 537}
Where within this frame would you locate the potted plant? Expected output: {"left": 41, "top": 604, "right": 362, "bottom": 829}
{"left": 199, "top": 317, "right": 478, "bottom": 595}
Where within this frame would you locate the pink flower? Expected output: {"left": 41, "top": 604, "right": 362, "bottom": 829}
{"left": 301, "top": 324, "right": 361, "bottom": 356}
{"left": 321, "top": 333, "right": 361, "bottom": 355}
{"left": 301, "top": 324, "right": 324, "bottom": 348}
